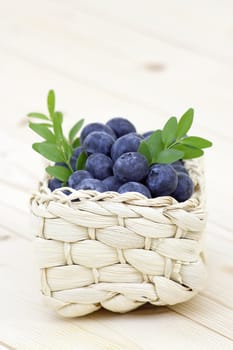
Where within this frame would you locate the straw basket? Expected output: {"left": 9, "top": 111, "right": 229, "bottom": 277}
{"left": 30, "top": 158, "right": 207, "bottom": 317}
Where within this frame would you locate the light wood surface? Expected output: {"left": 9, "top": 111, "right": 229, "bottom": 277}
{"left": 0, "top": 1, "right": 232, "bottom": 349}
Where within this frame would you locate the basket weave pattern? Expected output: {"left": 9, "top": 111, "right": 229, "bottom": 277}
{"left": 31, "top": 159, "right": 206, "bottom": 317}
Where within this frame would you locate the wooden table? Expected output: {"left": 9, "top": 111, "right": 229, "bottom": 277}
{"left": 0, "top": 1, "right": 232, "bottom": 349}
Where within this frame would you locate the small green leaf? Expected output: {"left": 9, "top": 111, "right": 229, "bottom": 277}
{"left": 72, "top": 137, "right": 81, "bottom": 148}
{"left": 138, "top": 141, "right": 152, "bottom": 164}
{"left": 146, "top": 130, "right": 164, "bottom": 156}
{"left": 55, "top": 111, "right": 63, "bottom": 123}
{"left": 29, "top": 123, "right": 55, "bottom": 142}
{"left": 27, "top": 113, "right": 49, "bottom": 120}
{"left": 173, "top": 144, "right": 204, "bottom": 159}
{"left": 156, "top": 149, "right": 184, "bottom": 164}
{"left": 177, "top": 108, "right": 194, "bottom": 139}
{"left": 46, "top": 165, "right": 71, "bottom": 182}
{"left": 181, "top": 136, "right": 212, "bottom": 149}
{"left": 47, "top": 90, "right": 55, "bottom": 118}
{"left": 76, "top": 151, "right": 87, "bottom": 170}
{"left": 162, "top": 117, "right": 178, "bottom": 146}
{"left": 69, "top": 119, "right": 84, "bottom": 143}
{"left": 32, "top": 142, "right": 65, "bottom": 162}
{"left": 53, "top": 112, "right": 64, "bottom": 142}
{"left": 63, "top": 137, "right": 73, "bottom": 161}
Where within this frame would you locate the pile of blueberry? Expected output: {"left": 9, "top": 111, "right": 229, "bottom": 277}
{"left": 48, "top": 118, "right": 194, "bottom": 202}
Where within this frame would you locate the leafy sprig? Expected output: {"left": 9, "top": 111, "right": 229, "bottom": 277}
{"left": 138, "top": 108, "right": 212, "bottom": 164}
{"left": 28, "top": 94, "right": 212, "bottom": 184}
{"left": 28, "top": 90, "right": 85, "bottom": 183}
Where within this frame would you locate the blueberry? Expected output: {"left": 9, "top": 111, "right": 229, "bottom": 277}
{"left": 80, "top": 122, "right": 116, "bottom": 143}
{"left": 171, "top": 160, "right": 183, "bottom": 166}
{"left": 76, "top": 178, "right": 107, "bottom": 192}
{"left": 83, "top": 131, "right": 115, "bottom": 155}
{"left": 102, "top": 176, "right": 123, "bottom": 191}
{"left": 106, "top": 117, "right": 136, "bottom": 138}
{"left": 172, "top": 164, "right": 188, "bottom": 175}
{"left": 48, "top": 178, "right": 63, "bottom": 191}
{"left": 62, "top": 189, "right": 72, "bottom": 196}
{"left": 111, "top": 133, "right": 142, "bottom": 162}
{"left": 171, "top": 160, "right": 188, "bottom": 175}
{"left": 146, "top": 164, "right": 178, "bottom": 196}
{"left": 142, "top": 131, "right": 154, "bottom": 139}
{"left": 171, "top": 173, "right": 194, "bottom": 202}
{"left": 68, "top": 170, "right": 93, "bottom": 188}
{"left": 118, "top": 182, "right": 151, "bottom": 198}
{"left": 86, "top": 153, "right": 113, "bottom": 180}
{"left": 113, "top": 152, "right": 149, "bottom": 182}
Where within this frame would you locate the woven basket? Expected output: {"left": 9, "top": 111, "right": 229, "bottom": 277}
{"left": 30, "top": 158, "right": 207, "bottom": 317}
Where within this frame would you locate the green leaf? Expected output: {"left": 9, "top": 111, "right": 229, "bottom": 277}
{"left": 162, "top": 117, "right": 178, "bottom": 146}
{"left": 156, "top": 149, "right": 184, "bottom": 164}
{"left": 63, "top": 137, "right": 73, "bottom": 161}
{"left": 146, "top": 130, "right": 164, "bottom": 160}
{"left": 47, "top": 90, "right": 55, "bottom": 118}
{"left": 177, "top": 108, "right": 194, "bottom": 139}
{"left": 27, "top": 113, "right": 49, "bottom": 120}
{"left": 29, "top": 123, "right": 55, "bottom": 142}
{"left": 46, "top": 165, "right": 71, "bottom": 182}
{"left": 181, "top": 136, "right": 212, "bottom": 149}
{"left": 76, "top": 151, "right": 87, "bottom": 170}
{"left": 138, "top": 141, "right": 152, "bottom": 164}
{"left": 72, "top": 137, "right": 81, "bottom": 148}
{"left": 53, "top": 112, "right": 64, "bottom": 142}
{"left": 55, "top": 111, "right": 63, "bottom": 123}
{"left": 173, "top": 144, "right": 204, "bottom": 159}
{"left": 32, "top": 142, "right": 65, "bottom": 162}
{"left": 69, "top": 119, "right": 84, "bottom": 143}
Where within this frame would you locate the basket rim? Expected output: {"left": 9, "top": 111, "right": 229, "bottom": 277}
{"left": 31, "top": 158, "right": 205, "bottom": 210}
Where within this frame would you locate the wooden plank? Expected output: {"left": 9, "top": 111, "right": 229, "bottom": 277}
{"left": 170, "top": 295, "right": 233, "bottom": 341}
{"left": 75, "top": 0, "right": 233, "bottom": 63}
{"left": 0, "top": 2, "right": 232, "bottom": 141}
{"left": 201, "top": 223, "right": 233, "bottom": 310}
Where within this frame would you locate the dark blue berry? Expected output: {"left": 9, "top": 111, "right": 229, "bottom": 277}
{"left": 80, "top": 122, "right": 116, "bottom": 143}
{"left": 83, "top": 131, "right": 115, "bottom": 155}
{"left": 76, "top": 178, "right": 107, "bottom": 192}
{"left": 68, "top": 170, "right": 93, "bottom": 189}
{"left": 171, "top": 173, "right": 194, "bottom": 202}
{"left": 111, "top": 133, "right": 142, "bottom": 162}
{"left": 146, "top": 164, "right": 178, "bottom": 196}
{"left": 70, "top": 147, "right": 84, "bottom": 171}
{"left": 48, "top": 178, "right": 63, "bottom": 191}
{"left": 102, "top": 176, "right": 123, "bottom": 191}
{"left": 118, "top": 182, "right": 151, "bottom": 198}
{"left": 113, "top": 152, "right": 149, "bottom": 182}
{"left": 106, "top": 117, "right": 136, "bottom": 138}
{"left": 172, "top": 164, "right": 188, "bottom": 175}
{"left": 171, "top": 160, "right": 183, "bottom": 166}
{"left": 86, "top": 153, "right": 113, "bottom": 180}
{"left": 62, "top": 189, "right": 72, "bottom": 196}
